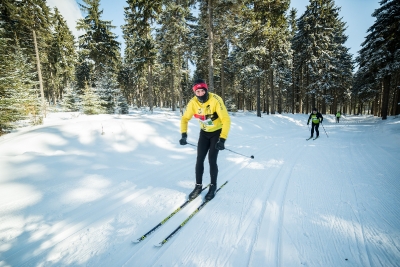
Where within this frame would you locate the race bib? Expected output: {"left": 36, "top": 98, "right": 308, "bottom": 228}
{"left": 200, "top": 118, "right": 214, "bottom": 126}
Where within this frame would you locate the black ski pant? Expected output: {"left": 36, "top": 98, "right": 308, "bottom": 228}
{"left": 195, "top": 129, "right": 221, "bottom": 185}
{"left": 311, "top": 123, "right": 320, "bottom": 137}
{"left": 336, "top": 117, "right": 340, "bottom": 123}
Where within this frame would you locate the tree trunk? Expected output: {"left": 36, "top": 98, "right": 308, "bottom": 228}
{"left": 50, "top": 70, "right": 57, "bottom": 106}
{"left": 171, "top": 66, "right": 176, "bottom": 111}
{"left": 396, "top": 76, "right": 400, "bottom": 115}
{"left": 147, "top": 64, "right": 153, "bottom": 113}
{"left": 381, "top": 75, "right": 391, "bottom": 120}
{"left": 221, "top": 54, "right": 225, "bottom": 101}
{"left": 266, "top": 78, "right": 269, "bottom": 115}
{"left": 270, "top": 68, "right": 275, "bottom": 114}
{"left": 292, "top": 67, "right": 295, "bottom": 114}
{"left": 278, "top": 81, "right": 282, "bottom": 114}
{"left": 179, "top": 56, "right": 185, "bottom": 115}
{"left": 256, "top": 76, "right": 261, "bottom": 117}
{"left": 391, "top": 74, "right": 399, "bottom": 115}
{"left": 322, "top": 88, "right": 327, "bottom": 114}
{"left": 207, "top": 0, "right": 214, "bottom": 92}
{"left": 299, "top": 67, "right": 303, "bottom": 113}
{"left": 33, "top": 30, "right": 45, "bottom": 117}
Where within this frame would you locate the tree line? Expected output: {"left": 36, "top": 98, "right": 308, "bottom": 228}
{"left": 1, "top": 0, "right": 399, "bottom": 134}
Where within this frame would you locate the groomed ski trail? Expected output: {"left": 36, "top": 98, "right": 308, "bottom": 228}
{"left": 247, "top": 142, "right": 304, "bottom": 267}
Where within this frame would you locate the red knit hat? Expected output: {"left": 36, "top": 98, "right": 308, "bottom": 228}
{"left": 192, "top": 79, "right": 208, "bottom": 92}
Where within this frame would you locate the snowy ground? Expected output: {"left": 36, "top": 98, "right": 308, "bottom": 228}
{"left": 1, "top": 109, "right": 399, "bottom": 267}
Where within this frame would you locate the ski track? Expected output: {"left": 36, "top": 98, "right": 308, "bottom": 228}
{"left": 149, "top": 163, "right": 254, "bottom": 267}
{"left": 347, "top": 123, "right": 400, "bottom": 267}
{"left": 317, "top": 134, "right": 371, "bottom": 267}
{"left": 309, "top": 118, "right": 400, "bottom": 267}
{"left": 247, "top": 141, "right": 303, "bottom": 267}
{"left": 146, "top": 119, "right": 306, "bottom": 267}
{"left": 121, "top": 191, "right": 210, "bottom": 267}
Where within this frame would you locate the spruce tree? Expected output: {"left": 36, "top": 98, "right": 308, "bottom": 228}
{"left": 60, "top": 87, "right": 80, "bottom": 112}
{"left": 76, "top": 0, "right": 121, "bottom": 114}
{"left": 81, "top": 83, "right": 105, "bottom": 115}
{"left": 293, "top": 0, "right": 353, "bottom": 114}
{"left": 7, "top": 0, "right": 51, "bottom": 113}
{"left": 0, "top": 32, "right": 40, "bottom": 134}
{"left": 116, "top": 93, "right": 129, "bottom": 114}
{"left": 96, "top": 68, "right": 119, "bottom": 114}
{"left": 356, "top": 0, "right": 400, "bottom": 119}
{"left": 122, "top": 0, "right": 162, "bottom": 113}
{"left": 156, "top": 1, "right": 192, "bottom": 111}
{"left": 236, "top": 0, "right": 291, "bottom": 116}
{"left": 48, "top": 7, "right": 76, "bottom": 105}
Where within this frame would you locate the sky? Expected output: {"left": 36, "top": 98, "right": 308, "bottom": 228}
{"left": 47, "top": 0, "right": 381, "bottom": 63}
{"left": 1, "top": 109, "right": 400, "bottom": 266}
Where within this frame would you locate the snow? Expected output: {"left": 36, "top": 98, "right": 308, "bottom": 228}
{"left": 1, "top": 109, "right": 400, "bottom": 267}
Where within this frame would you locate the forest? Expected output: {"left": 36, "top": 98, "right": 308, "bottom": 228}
{"left": 0, "top": 0, "right": 399, "bottom": 135}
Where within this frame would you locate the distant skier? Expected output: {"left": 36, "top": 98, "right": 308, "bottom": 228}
{"left": 307, "top": 107, "right": 323, "bottom": 139}
{"left": 336, "top": 111, "right": 341, "bottom": 123}
{"left": 179, "top": 79, "right": 231, "bottom": 201}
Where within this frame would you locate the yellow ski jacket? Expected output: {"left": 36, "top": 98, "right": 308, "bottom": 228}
{"left": 181, "top": 93, "right": 231, "bottom": 139}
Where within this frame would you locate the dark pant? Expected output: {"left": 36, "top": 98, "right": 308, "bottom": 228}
{"left": 195, "top": 129, "right": 221, "bottom": 185}
{"left": 336, "top": 117, "right": 340, "bottom": 123}
{"left": 311, "top": 123, "right": 320, "bottom": 137}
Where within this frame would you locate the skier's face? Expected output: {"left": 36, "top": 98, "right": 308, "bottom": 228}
{"left": 313, "top": 110, "right": 317, "bottom": 114}
{"left": 195, "top": 89, "right": 206, "bottom": 96}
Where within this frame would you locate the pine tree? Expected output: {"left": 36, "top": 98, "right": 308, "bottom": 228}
{"left": 236, "top": 0, "right": 291, "bottom": 116}
{"left": 289, "top": 8, "right": 298, "bottom": 114}
{"left": 356, "top": 0, "right": 400, "bottom": 119}
{"left": 293, "top": 0, "right": 353, "bottom": 114}
{"left": 123, "top": 0, "right": 162, "bottom": 113}
{"left": 96, "top": 68, "right": 119, "bottom": 114}
{"left": 156, "top": 1, "right": 192, "bottom": 111}
{"left": 48, "top": 7, "right": 76, "bottom": 105}
{"left": 0, "top": 31, "right": 41, "bottom": 134}
{"left": 7, "top": 0, "right": 52, "bottom": 114}
{"left": 116, "top": 93, "right": 129, "bottom": 114}
{"left": 60, "top": 87, "right": 80, "bottom": 112}
{"left": 77, "top": 0, "right": 120, "bottom": 78}
{"left": 76, "top": 0, "right": 121, "bottom": 114}
{"left": 81, "top": 83, "right": 105, "bottom": 115}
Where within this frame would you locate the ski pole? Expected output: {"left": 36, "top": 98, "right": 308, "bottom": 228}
{"left": 321, "top": 122, "right": 329, "bottom": 138}
{"left": 187, "top": 142, "right": 254, "bottom": 159}
{"left": 187, "top": 142, "right": 197, "bottom": 147}
{"left": 225, "top": 148, "right": 254, "bottom": 159}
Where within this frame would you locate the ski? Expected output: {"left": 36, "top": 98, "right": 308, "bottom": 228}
{"left": 306, "top": 137, "right": 313, "bottom": 141}
{"left": 132, "top": 184, "right": 210, "bottom": 243}
{"left": 313, "top": 136, "right": 319, "bottom": 140}
{"left": 155, "top": 181, "right": 228, "bottom": 247}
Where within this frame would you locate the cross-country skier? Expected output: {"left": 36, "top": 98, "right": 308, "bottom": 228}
{"left": 179, "top": 79, "right": 231, "bottom": 201}
{"left": 336, "top": 111, "right": 341, "bottom": 123}
{"left": 307, "top": 107, "right": 323, "bottom": 139}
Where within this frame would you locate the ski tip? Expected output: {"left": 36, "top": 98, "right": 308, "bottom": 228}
{"left": 132, "top": 239, "right": 140, "bottom": 244}
{"left": 154, "top": 243, "right": 163, "bottom": 247}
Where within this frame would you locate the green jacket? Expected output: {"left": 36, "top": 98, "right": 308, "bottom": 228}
{"left": 307, "top": 112, "right": 323, "bottom": 124}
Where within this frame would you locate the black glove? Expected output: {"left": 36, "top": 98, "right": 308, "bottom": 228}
{"left": 215, "top": 138, "right": 226, "bottom": 150}
{"left": 179, "top": 133, "right": 187, "bottom": 145}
